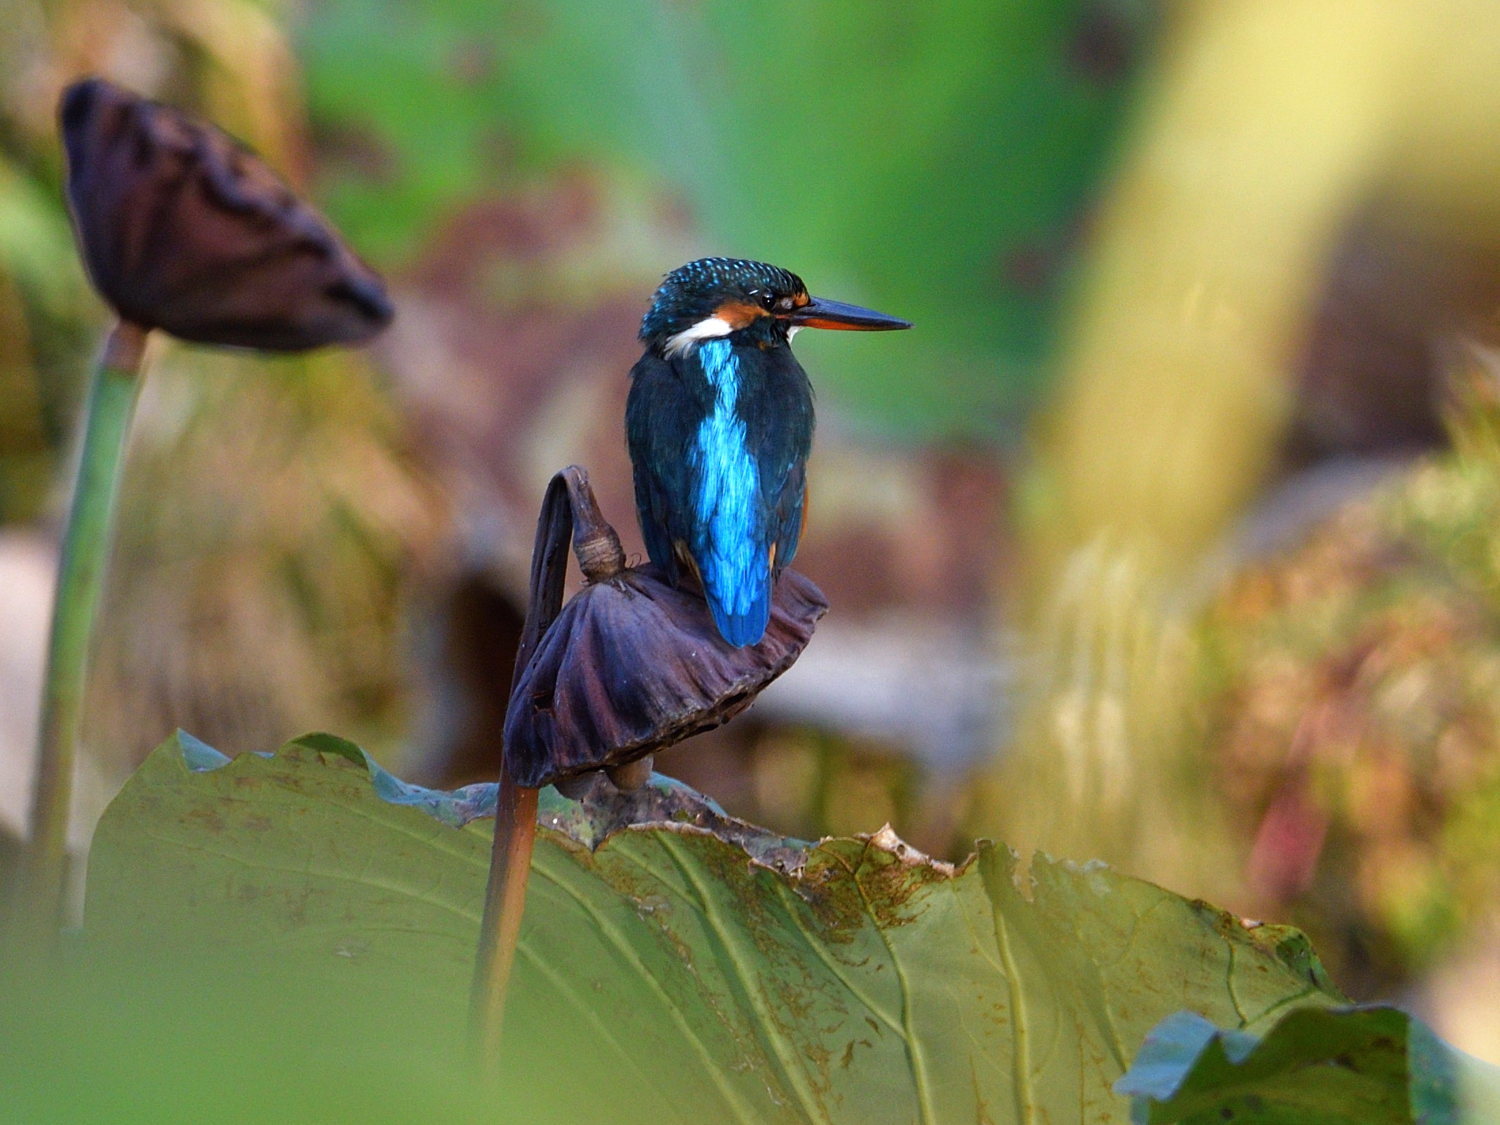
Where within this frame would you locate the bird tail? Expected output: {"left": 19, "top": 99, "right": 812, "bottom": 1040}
{"left": 674, "top": 541, "right": 773, "bottom": 646}
{"left": 706, "top": 579, "right": 771, "bottom": 647}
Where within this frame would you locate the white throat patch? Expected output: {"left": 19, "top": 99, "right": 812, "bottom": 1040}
{"left": 663, "top": 315, "right": 734, "bottom": 357}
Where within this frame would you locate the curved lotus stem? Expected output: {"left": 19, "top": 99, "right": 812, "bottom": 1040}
{"left": 469, "top": 469, "right": 578, "bottom": 1068}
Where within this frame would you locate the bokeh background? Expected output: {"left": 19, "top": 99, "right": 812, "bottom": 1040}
{"left": 4, "top": 0, "right": 1500, "bottom": 1061}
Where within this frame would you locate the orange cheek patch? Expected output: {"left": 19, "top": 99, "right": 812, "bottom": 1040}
{"left": 715, "top": 301, "right": 766, "bottom": 330}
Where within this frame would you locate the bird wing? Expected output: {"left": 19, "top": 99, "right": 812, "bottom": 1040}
{"left": 745, "top": 349, "right": 814, "bottom": 575}
{"left": 769, "top": 458, "right": 807, "bottom": 572}
{"left": 626, "top": 350, "right": 703, "bottom": 581}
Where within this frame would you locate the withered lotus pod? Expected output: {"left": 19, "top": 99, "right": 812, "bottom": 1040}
{"left": 504, "top": 467, "right": 827, "bottom": 790}
{"left": 59, "top": 77, "right": 392, "bottom": 350}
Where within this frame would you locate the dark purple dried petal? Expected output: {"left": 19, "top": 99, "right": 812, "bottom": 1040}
{"left": 504, "top": 564, "right": 827, "bottom": 789}
{"left": 60, "top": 77, "right": 392, "bottom": 351}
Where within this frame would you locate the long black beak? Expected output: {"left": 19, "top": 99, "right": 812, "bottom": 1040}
{"left": 786, "top": 295, "right": 912, "bottom": 331}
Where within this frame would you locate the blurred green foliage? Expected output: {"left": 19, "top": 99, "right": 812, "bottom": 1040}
{"left": 0, "top": 152, "right": 94, "bottom": 518}
{"left": 299, "top": 0, "right": 1148, "bottom": 431}
{"left": 0, "top": 962, "right": 526, "bottom": 1124}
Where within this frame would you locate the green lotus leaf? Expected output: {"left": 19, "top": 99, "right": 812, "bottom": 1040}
{"left": 74, "top": 731, "right": 1347, "bottom": 1122}
{"left": 1118, "top": 1005, "right": 1500, "bottom": 1124}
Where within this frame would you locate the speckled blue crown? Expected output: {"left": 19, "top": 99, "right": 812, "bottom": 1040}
{"left": 640, "top": 257, "right": 806, "bottom": 342}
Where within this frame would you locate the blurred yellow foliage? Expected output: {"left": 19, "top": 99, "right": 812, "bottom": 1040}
{"left": 984, "top": 0, "right": 1500, "bottom": 885}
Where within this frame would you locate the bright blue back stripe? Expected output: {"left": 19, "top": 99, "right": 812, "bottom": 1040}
{"left": 691, "top": 339, "right": 770, "bottom": 643}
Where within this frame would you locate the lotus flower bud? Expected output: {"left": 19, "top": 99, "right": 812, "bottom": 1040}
{"left": 59, "top": 77, "right": 392, "bottom": 351}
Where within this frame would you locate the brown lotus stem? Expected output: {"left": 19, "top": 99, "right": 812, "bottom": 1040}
{"left": 468, "top": 765, "right": 537, "bottom": 1065}
{"left": 606, "top": 755, "right": 653, "bottom": 792}
{"left": 469, "top": 468, "right": 584, "bottom": 1071}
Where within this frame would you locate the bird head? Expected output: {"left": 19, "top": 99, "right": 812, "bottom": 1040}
{"left": 640, "top": 257, "right": 911, "bottom": 357}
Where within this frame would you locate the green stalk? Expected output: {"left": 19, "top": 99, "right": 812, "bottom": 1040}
{"left": 12, "top": 319, "right": 148, "bottom": 947}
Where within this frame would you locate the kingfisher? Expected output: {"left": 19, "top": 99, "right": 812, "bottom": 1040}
{"left": 626, "top": 257, "right": 911, "bottom": 647}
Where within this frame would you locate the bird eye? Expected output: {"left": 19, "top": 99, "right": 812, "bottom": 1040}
{"left": 758, "top": 291, "right": 777, "bottom": 310}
